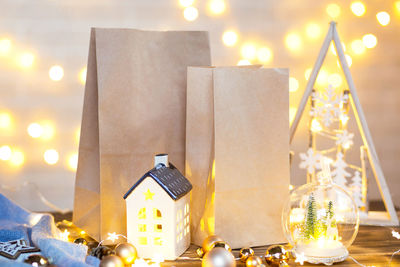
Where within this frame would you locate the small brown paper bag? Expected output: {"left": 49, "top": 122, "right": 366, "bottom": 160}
{"left": 73, "top": 28, "right": 211, "bottom": 241}
{"left": 186, "top": 67, "right": 289, "bottom": 248}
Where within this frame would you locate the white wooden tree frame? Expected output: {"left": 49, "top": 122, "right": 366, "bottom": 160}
{"left": 290, "top": 21, "right": 399, "bottom": 226}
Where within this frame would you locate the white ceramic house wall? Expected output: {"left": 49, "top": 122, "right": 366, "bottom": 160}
{"left": 125, "top": 156, "right": 191, "bottom": 260}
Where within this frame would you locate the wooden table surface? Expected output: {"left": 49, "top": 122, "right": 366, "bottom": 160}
{"left": 162, "top": 224, "right": 400, "bottom": 266}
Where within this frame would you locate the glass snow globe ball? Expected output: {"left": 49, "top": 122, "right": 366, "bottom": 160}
{"left": 282, "top": 168, "right": 359, "bottom": 265}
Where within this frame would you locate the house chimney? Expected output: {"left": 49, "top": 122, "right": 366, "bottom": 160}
{"left": 154, "top": 154, "right": 169, "bottom": 167}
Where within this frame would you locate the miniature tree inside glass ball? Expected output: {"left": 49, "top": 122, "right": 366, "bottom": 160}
{"left": 282, "top": 158, "right": 359, "bottom": 265}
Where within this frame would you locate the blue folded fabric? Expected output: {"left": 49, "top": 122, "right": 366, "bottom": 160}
{"left": 0, "top": 194, "right": 99, "bottom": 267}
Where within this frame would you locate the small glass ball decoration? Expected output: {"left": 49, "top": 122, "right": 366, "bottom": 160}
{"left": 245, "top": 255, "right": 263, "bottom": 267}
{"left": 74, "top": 237, "right": 88, "bottom": 246}
{"left": 90, "top": 245, "right": 114, "bottom": 259}
{"left": 99, "top": 255, "right": 124, "bottom": 267}
{"left": 282, "top": 160, "right": 360, "bottom": 265}
{"left": 212, "top": 241, "right": 232, "bottom": 252}
{"left": 115, "top": 242, "right": 137, "bottom": 265}
{"left": 202, "top": 247, "right": 236, "bottom": 267}
{"left": 264, "top": 245, "right": 289, "bottom": 266}
{"left": 24, "top": 254, "right": 49, "bottom": 266}
{"left": 202, "top": 235, "right": 224, "bottom": 253}
{"left": 239, "top": 247, "right": 255, "bottom": 262}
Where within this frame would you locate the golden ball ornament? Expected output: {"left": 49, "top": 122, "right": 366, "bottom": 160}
{"left": 202, "top": 235, "right": 224, "bottom": 253}
{"left": 212, "top": 241, "right": 232, "bottom": 252}
{"left": 202, "top": 247, "right": 236, "bottom": 267}
{"left": 245, "top": 255, "right": 263, "bottom": 267}
{"left": 197, "top": 247, "right": 205, "bottom": 258}
{"left": 264, "top": 245, "right": 289, "bottom": 266}
{"left": 99, "top": 255, "right": 124, "bottom": 267}
{"left": 115, "top": 242, "right": 137, "bottom": 264}
{"left": 239, "top": 247, "right": 255, "bottom": 262}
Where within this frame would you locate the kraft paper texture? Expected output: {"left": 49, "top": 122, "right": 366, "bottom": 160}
{"left": 73, "top": 28, "right": 211, "bottom": 241}
{"left": 186, "top": 67, "right": 289, "bottom": 248}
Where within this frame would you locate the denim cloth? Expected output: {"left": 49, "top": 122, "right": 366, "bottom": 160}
{"left": 0, "top": 194, "right": 100, "bottom": 267}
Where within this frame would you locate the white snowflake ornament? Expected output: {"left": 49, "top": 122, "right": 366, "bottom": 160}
{"left": 299, "top": 148, "right": 322, "bottom": 174}
{"left": 336, "top": 130, "right": 354, "bottom": 149}
{"left": 392, "top": 230, "right": 400, "bottom": 239}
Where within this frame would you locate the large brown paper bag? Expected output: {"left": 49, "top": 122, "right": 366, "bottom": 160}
{"left": 186, "top": 67, "right": 289, "bottom": 248}
{"left": 73, "top": 28, "right": 211, "bottom": 241}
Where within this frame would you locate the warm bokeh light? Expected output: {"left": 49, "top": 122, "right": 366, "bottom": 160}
{"left": 183, "top": 6, "right": 198, "bottom": 21}
{"left": 9, "top": 149, "right": 24, "bottom": 167}
{"left": 376, "top": 11, "right": 390, "bottom": 26}
{"left": 395, "top": 1, "right": 400, "bottom": 14}
{"left": 49, "top": 65, "right": 64, "bottom": 81}
{"left": 79, "top": 67, "right": 87, "bottom": 84}
{"left": 27, "top": 123, "right": 43, "bottom": 138}
{"left": 241, "top": 43, "right": 257, "bottom": 60}
{"left": 0, "top": 39, "right": 12, "bottom": 55}
{"left": 208, "top": 0, "right": 226, "bottom": 15}
{"left": 41, "top": 122, "right": 55, "bottom": 140}
{"left": 328, "top": 73, "right": 343, "bottom": 88}
{"left": 75, "top": 127, "right": 81, "bottom": 143}
{"left": 330, "top": 42, "right": 346, "bottom": 55}
{"left": 44, "top": 149, "right": 59, "bottom": 165}
{"left": 304, "top": 68, "right": 312, "bottom": 81}
{"left": 67, "top": 153, "right": 78, "bottom": 171}
{"left": 351, "top": 39, "right": 366, "bottom": 55}
{"left": 179, "top": 0, "right": 195, "bottom": 7}
{"left": 0, "top": 145, "right": 12, "bottom": 161}
{"left": 316, "top": 69, "right": 329, "bottom": 86}
{"left": 285, "top": 32, "right": 302, "bottom": 52}
{"left": 350, "top": 2, "right": 366, "bottom": 17}
{"left": 18, "top": 52, "right": 35, "bottom": 68}
{"left": 326, "top": 3, "right": 341, "bottom": 18}
{"left": 237, "top": 59, "right": 251, "bottom": 66}
{"left": 289, "top": 77, "right": 299, "bottom": 92}
{"left": 257, "top": 46, "right": 273, "bottom": 63}
{"left": 222, "top": 30, "right": 238, "bottom": 47}
{"left": 0, "top": 112, "right": 12, "bottom": 129}
{"left": 305, "top": 23, "right": 321, "bottom": 39}
{"left": 362, "top": 34, "right": 377, "bottom": 49}
{"left": 337, "top": 54, "right": 353, "bottom": 68}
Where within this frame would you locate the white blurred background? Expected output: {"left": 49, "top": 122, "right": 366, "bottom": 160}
{"left": 0, "top": 0, "right": 399, "bottom": 212}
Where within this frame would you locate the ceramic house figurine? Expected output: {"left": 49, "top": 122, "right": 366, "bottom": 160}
{"left": 124, "top": 154, "right": 192, "bottom": 260}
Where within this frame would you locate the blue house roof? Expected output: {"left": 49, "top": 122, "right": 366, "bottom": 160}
{"left": 123, "top": 163, "right": 192, "bottom": 201}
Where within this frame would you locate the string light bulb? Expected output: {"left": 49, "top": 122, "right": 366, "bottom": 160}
{"left": 208, "top": 0, "right": 226, "bottom": 15}
{"left": 311, "top": 118, "right": 323, "bottom": 133}
{"left": 49, "top": 65, "right": 64, "bottom": 81}
{"left": 0, "top": 112, "right": 12, "bottom": 129}
{"left": 362, "top": 34, "right": 377, "bottom": 49}
{"left": 376, "top": 11, "right": 390, "bottom": 26}
{"left": 183, "top": 6, "right": 198, "bottom": 21}
{"left": 257, "top": 46, "right": 273, "bottom": 63}
{"left": 222, "top": 30, "right": 238, "bottom": 47}
{"left": 18, "top": 52, "right": 35, "bottom": 68}
{"left": 27, "top": 123, "right": 43, "bottom": 138}
{"left": 305, "top": 23, "right": 321, "bottom": 39}
{"left": 241, "top": 43, "right": 257, "bottom": 60}
{"left": 44, "top": 149, "right": 59, "bottom": 165}
{"left": 0, "top": 39, "right": 12, "bottom": 55}
{"left": 289, "top": 77, "right": 299, "bottom": 92}
{"left": 179, "top": 0, "right": 195, "bottom": 7}
{"left": 0, "top": 145, "right": 12, "bottom": 161}
{"left": 326, "top": 3, "right": 341, "bottom": 19}
{"left": 350, "top": 2, "right": 366, "bottom": 17}
{"left": 351, "top": 39, "right": 366, "bottom": 55}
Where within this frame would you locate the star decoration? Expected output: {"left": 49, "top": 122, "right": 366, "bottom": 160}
{"left": 107, "top": 232, "right": 119, "bottom": 243}
{"left": 0, "top": 239, "right": 40, "bottom": 259}
{"left": 392, "top": 230, "right": 400, "bottom": 239}
{"left": 144, "top": 189, "right": 155, "bottom": 200}
{"left": 59, "top": 229, "right": 70, "bottom": 242}
{"left": 295, "top": 252, "right": 306, "bottom": 265}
